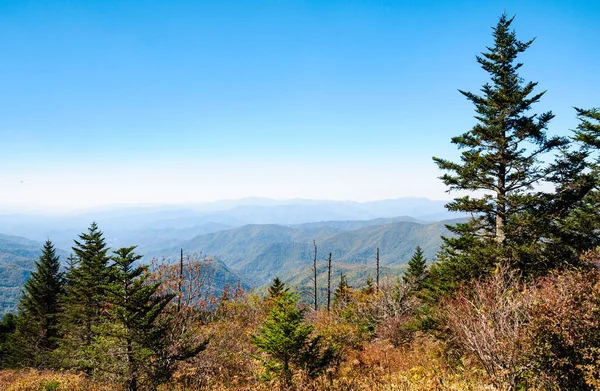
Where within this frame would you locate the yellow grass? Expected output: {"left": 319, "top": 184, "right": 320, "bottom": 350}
{"left": 0, "top": 369, "right": 113, "bottom": 391}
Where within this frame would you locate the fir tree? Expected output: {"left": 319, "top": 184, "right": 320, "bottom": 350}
{"left": 0, "top": 314, "right": 16, "bottom": 368}
{"left": 59, "top": 222, "right": 110, "bottom": 371}
{"left": 267, "top": 277, "right": 289, "bottom": 298}
{"left": 361, "top": 277, "right": 375, "bottom": 295}
{"left": 573, "top": 107, "right": 600, "bottom": 151}
{"left": 403, "top": 246, "right": 427, "bottom": 287}
{"left": 430, "top": 14, "right": 593, "bottom": 290}
{"left": 96, "top": 246, "right": 174, "bottom": 391}
{"left": 252, "top": 288, "right": 335, "bottom": 386}
{"left": 20, "top": 240, "right": 64, "bottom": 334}
{"left": 333, "top": 274, "right": 352, "bottom": 307}
{"left": 6, "top": 240, "right": 64, "bottom": 368}
{"left": 63, "top": 253, "right": 78, "bottom": 288}
{"left": 553, "top": 107, "right": 600, "bottom": 260}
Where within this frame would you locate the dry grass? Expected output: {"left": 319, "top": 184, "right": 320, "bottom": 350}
{"left": 0, "top": 369, "right": 114, "bottom": 391}
{"left": 326, "top": 335, "right": 490, "bottom": 391}
{"left": 162, "top": 333, "right": 490, "bottom": 391}
{"left": 0, "top": 335, "right": 491, "bottom": 391}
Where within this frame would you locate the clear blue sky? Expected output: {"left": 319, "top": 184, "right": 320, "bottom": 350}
{"left": 1, "top": 0, "right": 598, "bottom": 211}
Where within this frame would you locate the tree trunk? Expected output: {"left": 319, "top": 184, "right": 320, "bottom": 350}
{"left": 496, "top": 147, "right": 507, "bottom": 243}
{"left": 177, "top": 248, "right": 183, "bottom": 311}
{"left": 496, "top": 211, "right": 506, "bottom": 243}
{"left": 126, "top": 337, "right": 137, "bottom": 391}
{"left": 376, "top": 247, "right": 380, "bottom": 293}
{"left": 496, "top": 187, "right": 506, "bottom": 243}
{"left": 283, "top": 358, "right": 292, "bottom": 387}
{"left": 327, "top": 252, "right": 332, "bottom": 313}
{"left": 313, "top": 240, "right": 318, "bottom": 311}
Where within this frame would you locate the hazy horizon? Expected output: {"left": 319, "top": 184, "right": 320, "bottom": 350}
{"left": 1, "top": 1, "right": 598, "bottom": 211}
{"left": 0, "top": 195, "right": 452, "bottom": 215}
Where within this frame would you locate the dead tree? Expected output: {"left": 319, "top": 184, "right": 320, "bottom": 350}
{"left": 327, "top": 252, "right": 332, "bottom": 313}
{"left": 376, "top": 247, "right": 380, "bottom": 293}
{"left": 177, "top": 248, "right": 184, "bottom": 311}
{"left": 313, "top": 240, "right": 318, "bottom": 311}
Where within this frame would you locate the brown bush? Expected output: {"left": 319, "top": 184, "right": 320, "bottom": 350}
{"left": 441, "top": 258, "right": 600, "bottom": 391}
{"left": 375, "top": 314, "right": 414, "bottom": 347}
{"left": 529, "top": 268, "right": 600, "bottom": 390}
{"left": 441, "top": 265, "right": 534, "bottom": 390}
{"left": 167, "top": 293, "right": 266, "bottom": 390}
{"left": 335, "top": 277, "right": 419, "bottom": 339}
{"left": 11, "top": 257, "right": 600, "bottom": 391}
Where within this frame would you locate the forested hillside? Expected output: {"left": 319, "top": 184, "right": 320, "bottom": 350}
{"left": 0, "top": 216, "right": 450, "bottom": 312}
{"left": 155, "top": 218, "right": 450, "bottom": 285}
{"left": 1, "top": 10, "right": 599, "bottom": 391}
{"left": 0, "top": 235, "right": 69, "bottom": 314}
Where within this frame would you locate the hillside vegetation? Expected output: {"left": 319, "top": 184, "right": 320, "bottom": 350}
{"left": 1, "top": 13, "right": 600, "bottom": 391}
{"left": 157, "top": 219, "right": 449, "bottom": 285}
{"left": 0, "top": 235, "right": 69, "bottom": 314}
{"left": 0, "top": 216, "right": 449, "bottom": 314}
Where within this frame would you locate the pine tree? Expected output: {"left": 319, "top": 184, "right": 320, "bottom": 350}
{"left": 267, "top": 277, "right": 289, "bottom": 298}
{"left": 333, "top": 274, "right": 352, "bottom": 307}
{"left": 96, "top": 246, "right": 174, "bottom": 391}
{"left": 573, "top": 107, "right": 600, "bottom": 150}
{"left": 0, "top": 314, "right": 16, "bottom": 368}
{"left": 21, "top": 240, "right": 64, "bottom": 333}
{"left": 252, "top": 288, "right": 335, "bottom": 386}
{"left": 362, "top": 277, "right": 375, "bottom": 295}
{"left": 59, "top": 222, "right": 110, "bottom": 371}
{"left": 403, "top": 246, "right": 427, "bottom": 286}
{"left": 64, "top": 253, "right": 78, "bottom": 288}
{"left": 6, "top": 240, "right": 64, "bottom": 368}
{"left": 430, "top": 14, "right": 593, "bottom": 290}
{"left": 555, "top": 107, "right": 600, "bottom": 259}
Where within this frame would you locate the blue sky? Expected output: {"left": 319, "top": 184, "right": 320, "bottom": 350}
{"left": 0, "top": 0, "right": 598, "bottom": 210}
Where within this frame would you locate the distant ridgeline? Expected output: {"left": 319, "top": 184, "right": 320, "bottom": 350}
{"left": 0, "top": 234, "right": 69, "bottom": 314}
{"left": 153, "top": 217, "right": 453, "bottom": 287}
{"left": 0, "top": 217, "right": 455, "bottom": 315}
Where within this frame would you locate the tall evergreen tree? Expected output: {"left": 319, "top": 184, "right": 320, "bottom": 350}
{"left": 556, "top": 107, "right": 600, "bottom": 257}
{"left": 403, "top": 246, "right": 427, "bottom": 286}
{"left": 59, "top": 222, "right": 110, "bottom": 371}
{"left": 95, "top": 246, "right": 174, "bottom": 391}
{"left": 0, "top": 314, "right": 16, "bottom": 368}
{"left": 430, "top": 14, "right": 593, "bottom": 290}
{"left": 573, "top": 108, "right": 600, "bottom": 151}
{"left": 6, "top": 240, "right": 64, "bottom": 368}
{"left": 20, "top": 240, "right": 64, "bottom": 331}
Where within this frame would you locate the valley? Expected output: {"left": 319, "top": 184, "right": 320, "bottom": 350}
{"left": 0, "top": 197, "right": 458, "bottom": 314}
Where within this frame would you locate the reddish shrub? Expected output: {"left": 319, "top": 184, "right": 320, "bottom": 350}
{"left": 441, "top": 265, "right": 533, "bottom": 390}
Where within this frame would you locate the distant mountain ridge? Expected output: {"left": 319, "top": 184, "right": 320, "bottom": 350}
{"left": 0, "top": 234, "right": 69, "bottom": 314}
{"left": 154, "top": 218, "right": 454, "bottom": 286}
{"left": 0, "top": 233, "right": 245, "bottom": 315}
{"left": 0, "top": 197, "right": 463, "bottom": 314}
{"left": 0, "top": 197, "right": 459, "bottom": 248}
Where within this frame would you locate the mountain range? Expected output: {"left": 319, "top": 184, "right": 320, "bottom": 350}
{"left": 155, "top": 218, "right": 452, "bottom": 286}
{"left": 0, "top": 197, "right": 461, "bottom": 314}
{"left": 0, "top": 234, "right": 70, "bottom": 314}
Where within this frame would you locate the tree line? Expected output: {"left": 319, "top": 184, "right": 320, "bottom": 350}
{"left": 429, "top": 13, "right": 600, "bottom": 293}
{"left": 0, "top": 12, "right": 599, "bottom": 391}
{"left": 0, "top": 223, "right": 209, "bottom": 390}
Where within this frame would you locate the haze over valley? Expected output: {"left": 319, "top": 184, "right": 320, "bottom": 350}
{"left": 1, "top": 1, "right": 598, "bottom": 389}
{"left": 0, "top": 197, "right": 460, "bottom": 313}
